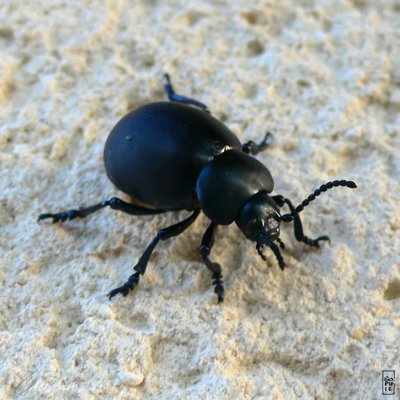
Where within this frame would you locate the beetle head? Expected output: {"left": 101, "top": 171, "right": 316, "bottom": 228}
{"left": 235, "top": 192, "right": 285, "bottom": 270}
{"left": 236, "top": 192, "right": 280, "bottom": 241}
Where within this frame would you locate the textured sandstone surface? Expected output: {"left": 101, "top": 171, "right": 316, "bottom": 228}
{"left": 0, "top": 1, "right": 399, "bottom": 399}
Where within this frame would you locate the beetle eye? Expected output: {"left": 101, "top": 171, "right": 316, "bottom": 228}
{"left": 245, "top": 218, "right": 263, "bottom": 239}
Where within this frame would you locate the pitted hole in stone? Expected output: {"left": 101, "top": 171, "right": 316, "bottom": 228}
{"left": 240, "top": 11, "right": 259, "bottom": 25}
{"left": 143, "top": 55, "right": 155, "bottom": 68}
{"left": 0, "top": 28, "right": 14, "bottom": 41}
{"left": 384, "top": 279, "right": 400, "bottom": 301}
{"left": 246, "top": 39, "right": 265, "bottom": 56}
{"left": 349, "top": 0, "right": 368, "bottom": 11}
{"left": 186, "top": 11, "right": 207, "bottom": 26}
{"left": 219, "top": 112, "right": 228, "bottom": 123}
{"left": 297, "top": 80, "right": 311, "bottom": 88}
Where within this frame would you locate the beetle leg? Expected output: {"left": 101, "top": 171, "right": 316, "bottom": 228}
{"left": 242, "top": 131, "right": 272, "bottom": 155}
{"left": 163, "top": 73, "right": 211, "bottom": 114}
{"left": 272, "top": 195, "right": 330, "bottom": 247}
{"left": 277, "top": 237, "right": 286, "bottom": 249}
{"left": 108, "top": 209, "right": 201, "bottom": 300}
{"left": 256, "top": 242, "right": 267, "bottom": 260}
{"left": 38, "top": 197, "right": 165, "bottom": 223}
{"left": 199, "top": 222, "right": 224, "bottom": 303}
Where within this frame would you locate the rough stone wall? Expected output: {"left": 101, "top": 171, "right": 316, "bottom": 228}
{"left": 1, "top": 1, "right": 399, "bottom": 399}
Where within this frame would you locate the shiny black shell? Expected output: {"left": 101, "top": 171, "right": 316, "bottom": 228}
{"left": 104, "top": 102, "right": 241, "bottom": 210}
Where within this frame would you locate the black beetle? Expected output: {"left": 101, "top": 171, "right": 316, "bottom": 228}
{"left": 39, "top": 74, "right": 357, "bottom": 303}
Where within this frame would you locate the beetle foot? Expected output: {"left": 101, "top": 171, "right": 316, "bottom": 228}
{"left": 38, "top": 210, "right": 80, "bottom": 223}
{"left": 212, "top": 271, "right": 224, "bottom": 303}
{"left": 303, "top": 235, "right": 330, "bottom": 247}
{"left": 242, "top": 131, "right": 272, "bottom": 155}
{"left": 107, "top": 272, "right": 140, "bottom": 300}
{"left": 259, "top": 131, "right": 272, "bottom": 149}
{"left": 163, "top": 72, "right": 210, "bottom": 113}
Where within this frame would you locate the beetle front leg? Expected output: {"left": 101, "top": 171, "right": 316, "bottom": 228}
{"left": 242, "top": 132, "right": 272, "bottom": 155}
{"left": 164, "top": 73, "right": 210, "bottom": 113}
{"left": 108, "top": 209, "right": 201, "bottom": 299}
{"left": 272, "top": 195, "right": 330, "bottom": 247}
{"left": 200, "top": 222, "right": 224, "bottom": 303}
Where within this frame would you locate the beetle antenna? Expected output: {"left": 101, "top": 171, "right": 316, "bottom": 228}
{"left": 258, "top": 233, "right": 286, "bottom": 270}
{"left": 280, "top": 180, "right": 357, "bottom": 222}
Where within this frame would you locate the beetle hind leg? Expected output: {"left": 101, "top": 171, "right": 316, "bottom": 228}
{"left": 108, "top": 209, "right": 201, "bottom": 300}
{"left": 163, "top": 73, "right": 210, "bottom": 114}
{"left": 38, "top": 197, "right": 165, "bottom": 223}
{"left": 200, "top": 222, "right": 224, "bottom": 303}
{"left": 273, "top": 195, "right": 330, "bottom": 247}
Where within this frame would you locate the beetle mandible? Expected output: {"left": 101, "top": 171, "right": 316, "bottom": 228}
{"left": 39, "top": 74, "right": 357, "bottom": 303}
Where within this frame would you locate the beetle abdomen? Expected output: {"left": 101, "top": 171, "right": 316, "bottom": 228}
{"left": 195, "top": 150, "right": 274, "bottom": 224}
{"left": 104, "top": 102, "right": 241, "bottom": 210}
